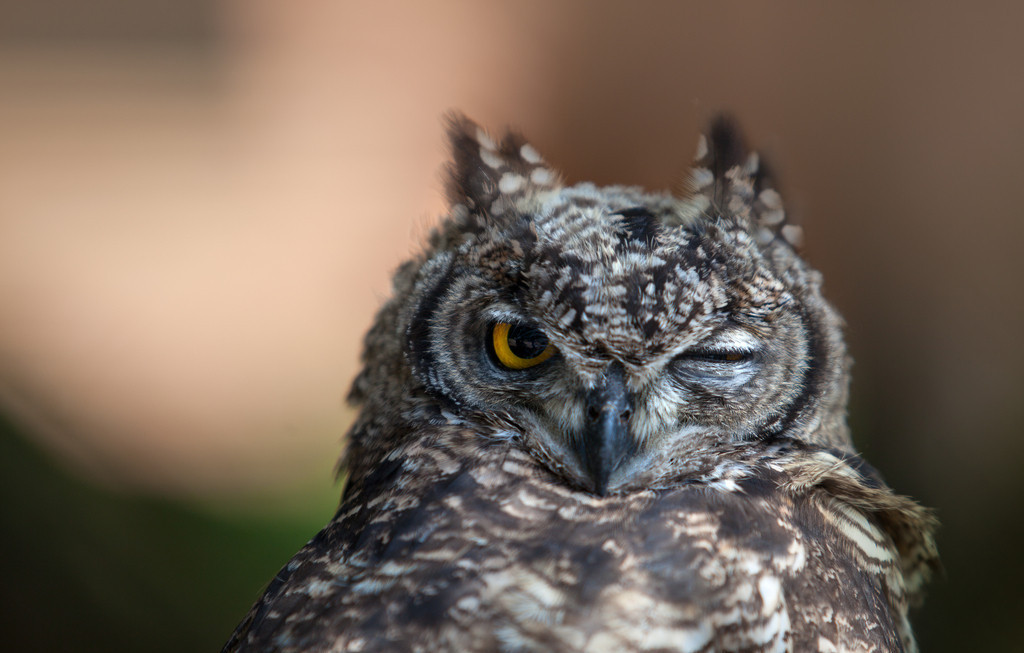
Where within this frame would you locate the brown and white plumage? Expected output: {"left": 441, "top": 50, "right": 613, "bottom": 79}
{"left": 224, "top": 115, "right": 938, "bottom": 652}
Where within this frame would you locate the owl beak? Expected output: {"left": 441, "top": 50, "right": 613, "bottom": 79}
{"left": 581, "top": 362, "right": 637, "bottom": 496}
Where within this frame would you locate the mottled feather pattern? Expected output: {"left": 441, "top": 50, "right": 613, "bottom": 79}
{"left": 225, "top": 115, "right": 937, "bottom": 652}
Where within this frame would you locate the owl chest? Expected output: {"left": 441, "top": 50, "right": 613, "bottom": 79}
{"left": 335, "top": 468, "right": 832, "bottom": 652}
{"left": 327, "top": 454, "right": 909, "bottom": 652}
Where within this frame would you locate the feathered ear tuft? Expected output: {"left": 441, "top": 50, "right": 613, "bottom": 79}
{"left": 444, "top": 112, "right": 561, "bottom": 216}
{"left": 680, "top": 115, "right": 803, "bottom": 250}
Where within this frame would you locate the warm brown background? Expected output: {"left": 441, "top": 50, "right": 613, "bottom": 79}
{"left": 1, "top": 2, "right": 1021, "bottom": 650}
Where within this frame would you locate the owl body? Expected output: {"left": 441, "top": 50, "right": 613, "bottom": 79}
{"left": 225, "top": 116, "right": 937, "bottom": 652}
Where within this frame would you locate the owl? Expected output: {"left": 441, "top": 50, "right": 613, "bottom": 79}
{"left": 224, "top": 115, "right": 938, "bottom": 652}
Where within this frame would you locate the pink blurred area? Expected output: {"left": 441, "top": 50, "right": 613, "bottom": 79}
{"left": 1, "top": 0, "right": 1022, "bottom": 522}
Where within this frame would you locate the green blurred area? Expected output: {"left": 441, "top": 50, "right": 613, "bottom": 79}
{"left": 0, "top": 414, "right": 337, "bottom": 653}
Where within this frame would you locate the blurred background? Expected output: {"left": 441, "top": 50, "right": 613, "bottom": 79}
{"left": 1, "top": 1, "right": 1021, "bottom": 650}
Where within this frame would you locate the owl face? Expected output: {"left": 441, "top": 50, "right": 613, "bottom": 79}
{"left": 407, "top": 180, "right": 816, "bottom": 495}
{"left": 376, "top": 115, "right": 849, "bottom": 496}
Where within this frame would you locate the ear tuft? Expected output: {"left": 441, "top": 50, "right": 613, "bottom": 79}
{"left": 681, "top": 115, "right": 803, "bottom": 251}
{"left": 444, "top": 112, "right": 561, "bottom": 216}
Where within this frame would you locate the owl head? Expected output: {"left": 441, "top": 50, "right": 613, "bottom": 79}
{"left": 347, "top": 115, "right": 851, "bottom": 496}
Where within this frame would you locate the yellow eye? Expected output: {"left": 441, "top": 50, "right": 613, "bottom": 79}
{"left": 491, "top": 321, "right": 555, "bottom": 370}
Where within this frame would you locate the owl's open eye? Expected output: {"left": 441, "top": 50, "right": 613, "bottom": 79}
{"left": 490, "top": 321, "right": 555, "bottom": 370}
